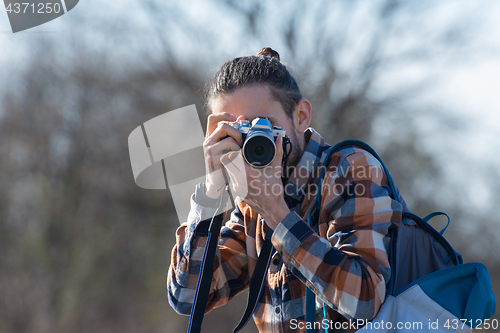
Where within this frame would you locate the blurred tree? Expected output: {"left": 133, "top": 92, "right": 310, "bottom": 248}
{"left": 0, "top": 0, "right": 497, "bottom": 333}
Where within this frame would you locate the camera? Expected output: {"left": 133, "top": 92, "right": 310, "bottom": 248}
{"left": 229, "top": 118, "right": 287, "bottom": 168}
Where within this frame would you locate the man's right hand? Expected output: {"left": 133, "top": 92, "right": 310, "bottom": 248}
{"left": 203, "top": 113, "right": 243, "bottom": 199}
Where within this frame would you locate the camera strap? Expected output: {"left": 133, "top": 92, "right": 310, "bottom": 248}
{"left": 187, "top": 173, "right": 232, "bottom": 333}
{"left": 281, "top": 137, "right": 292, "bottom": 179}
{"left": 187, "top": 205, "right": 274, "bottom": 333}
{"left": 186, "top": 204, "right": 225, "bottom": 333}
{"left": 233, "top": 227, "right": 274, "bottom": 333}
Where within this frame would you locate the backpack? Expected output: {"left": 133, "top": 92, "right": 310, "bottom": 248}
{"left": 330, "top": 140, "right": 496, "bottom": 332}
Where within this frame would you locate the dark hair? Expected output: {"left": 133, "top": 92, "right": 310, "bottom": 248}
{"left": 206, "top": 47, "right": 302, "bottom": 120}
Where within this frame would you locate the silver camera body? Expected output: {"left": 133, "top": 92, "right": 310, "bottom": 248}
{"left": 230, "top": 118, "right": 287, "bottom": 168}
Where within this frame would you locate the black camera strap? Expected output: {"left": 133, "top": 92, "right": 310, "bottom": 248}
{"left": 187, "top": 170, "right": 232, "bottom": 333}
{"left": 186, "top": 204, "right": 225, "bottom": 333}
{"left": 187, "top": 213, "right": 275, "bottom": 333}
{"left": 281, "top": 137, "right": 292, "bottom": 179}
{"left": 233, "top": 227, "right": 274, "bottom": 333}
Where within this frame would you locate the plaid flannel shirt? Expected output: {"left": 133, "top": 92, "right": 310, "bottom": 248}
{"left": 168, "top": 128, "right": 404, "bottom": 332}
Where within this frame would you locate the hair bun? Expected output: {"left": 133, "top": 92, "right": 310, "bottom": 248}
{"left": 256, "top": 47, "right": 280, "bottom": 61}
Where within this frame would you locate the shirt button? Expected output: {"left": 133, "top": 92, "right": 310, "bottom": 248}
{"left": 275, "top": 307, "right": 281, "bottom": 314}
{"left": 273, "top": 258, "right": 280, "bottom": 265}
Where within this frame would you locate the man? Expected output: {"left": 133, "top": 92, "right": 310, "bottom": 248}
{"left": 167, "top": 47, "right": 404, "bottom": 332}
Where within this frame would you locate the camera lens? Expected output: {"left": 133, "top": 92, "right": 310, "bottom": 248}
{"left": 243, "top": 132, "right": 276, "bottom": 167}
{"left": 254, "top": 145, "right": 265, "bottom": 156}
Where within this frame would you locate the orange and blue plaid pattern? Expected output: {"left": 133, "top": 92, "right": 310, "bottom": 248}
{"left": 168, "top": 129, "right": 404, "bottom": 332}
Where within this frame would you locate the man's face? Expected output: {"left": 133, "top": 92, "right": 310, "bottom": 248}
{"left": 210, "top": 85, "right": 303, "bottom": 168}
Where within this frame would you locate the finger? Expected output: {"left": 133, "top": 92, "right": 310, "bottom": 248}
{"left": 221, "top": 151, "right": 247, "bottom": 183}
{"left": 221, "top": 152, "right": 249, "bottom": 199}
{"left": 220, "top": 153, "right": 237, "bottom": 185}
{"left": 225, "top": 169, "right": 243, "bottom": 199}
{"left": 204, "top": 136, "right": 239, "bottom": 174}
{"left": 206, "top": 138, "right": 241, "bottom": 157}
{"left": 206, "top": 151, "right": 234, "bottom": 173}
{"left": 206, "top": 113, "right": 237, "bottom": 137}
{"left": 207, "top": 122, "right": 243, "bottom": 146}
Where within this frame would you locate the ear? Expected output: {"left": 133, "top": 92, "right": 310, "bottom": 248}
{"left": 293, "top": 98, "right": 312, "bottom": 133}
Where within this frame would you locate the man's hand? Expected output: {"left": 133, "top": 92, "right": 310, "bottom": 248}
{"left": 203, "top": 113, "right": 242, "bottom": 199}
{"left": 221, "top": 135, "right": 290, "bottom": 230}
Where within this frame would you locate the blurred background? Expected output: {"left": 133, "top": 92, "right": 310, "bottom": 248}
{"left": 0, "top": 0, "right": 499, "bottom": 332}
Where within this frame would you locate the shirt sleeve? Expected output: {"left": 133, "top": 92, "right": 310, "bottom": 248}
{"left": 270, "top": 148, "right": 402, "bottom": 321}
{"left": 167, "top": 183, "right": 249, "bottom": 315}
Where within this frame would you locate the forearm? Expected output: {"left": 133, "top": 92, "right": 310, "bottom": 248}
{"left": 270, "top": 210, "right": 398, "bottom": 321}
{"left": 167, "top": 209, "right": 219, "bottom": 314}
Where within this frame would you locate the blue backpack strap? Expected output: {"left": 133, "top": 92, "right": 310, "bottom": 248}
{"left": 423, "top": 211, "right": 450, "bottom": 235}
